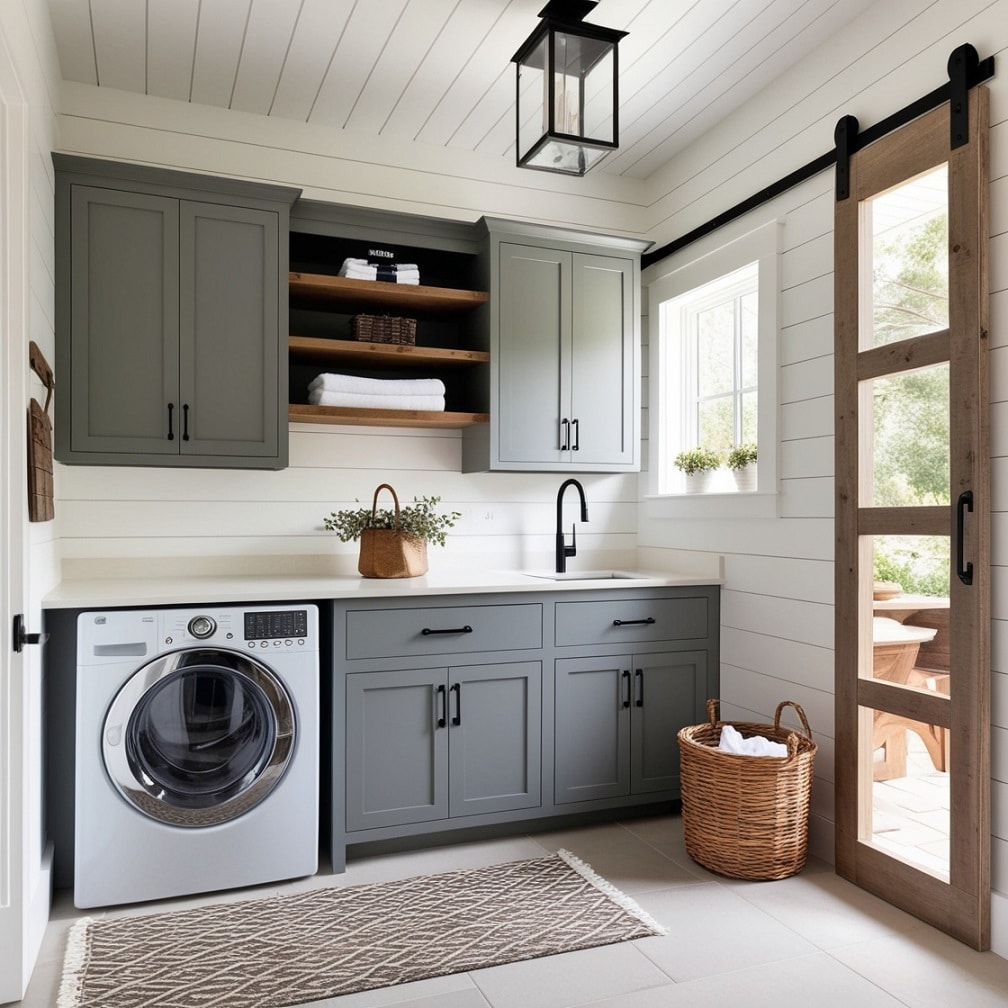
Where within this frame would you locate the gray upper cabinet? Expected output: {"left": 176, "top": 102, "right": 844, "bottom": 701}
{"left": 54, "top": 155, "right": 299, "bottom": 469}
{"left": 463, "top": 218, "right": 649, "bottom": 473}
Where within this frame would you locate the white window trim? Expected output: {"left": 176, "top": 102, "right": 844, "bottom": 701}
{"left": 645, "top": 218, "right": 781, "bottom": 520}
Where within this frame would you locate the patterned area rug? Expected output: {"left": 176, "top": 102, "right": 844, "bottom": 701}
{"left": 58, "top": 850, "right": 666, "bottom": 1008}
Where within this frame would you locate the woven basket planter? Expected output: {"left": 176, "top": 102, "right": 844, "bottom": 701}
{"left": 677, "top": 699, "right": 817, "bottom": 880}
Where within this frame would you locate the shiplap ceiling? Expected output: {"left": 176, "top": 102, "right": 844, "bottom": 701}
{"left": 47, "top": 0, "right": 878, "bottom": 180}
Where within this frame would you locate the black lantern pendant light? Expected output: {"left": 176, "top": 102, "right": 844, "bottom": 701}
{"left": 511, "top": 0, "right": 628, "bottom": 175}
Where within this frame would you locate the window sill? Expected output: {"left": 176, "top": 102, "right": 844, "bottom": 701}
{"left": 642, "top": 490, "right": 779, "bottom": 520}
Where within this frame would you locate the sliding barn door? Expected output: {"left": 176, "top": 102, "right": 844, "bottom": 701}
{"left": 834, "top": 87, "right": 990, "bottom": 948}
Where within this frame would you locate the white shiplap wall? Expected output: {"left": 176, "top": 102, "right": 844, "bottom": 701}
{"left": 638, "top": 0, "right": 1008, "bottom": 956}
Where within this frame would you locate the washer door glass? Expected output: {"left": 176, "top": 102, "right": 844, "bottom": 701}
{"left": 103, "top": 649, "right": 295, "bottom": 827}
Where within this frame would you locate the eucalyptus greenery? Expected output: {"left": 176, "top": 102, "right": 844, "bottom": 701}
{"left": 673, "top": 446, "right": 723, "bottom": 475}
{"left": 324, "top": 495, "right": 461, "bottom": 547}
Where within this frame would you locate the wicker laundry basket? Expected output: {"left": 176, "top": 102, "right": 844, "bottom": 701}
{"left": 677, "top": 699, "right": 817, "bottom": 880}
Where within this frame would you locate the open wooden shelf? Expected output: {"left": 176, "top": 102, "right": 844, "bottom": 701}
{"left": 289, "top": 272, "right": 489, "bottom": 313}
{"left": 289, "top": 336, "right": 488, "bottom": 367}
{"left": 289, "top": 404, "right": 489, "bottom": 428}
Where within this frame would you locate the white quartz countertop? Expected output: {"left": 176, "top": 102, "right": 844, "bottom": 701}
{"left": 42, "top": 568, "right": 721, "bottom": 609}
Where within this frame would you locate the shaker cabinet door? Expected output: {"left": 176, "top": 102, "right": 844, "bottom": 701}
{"left": 68, "top": 185, "right": 180, "bottom": 456}
{"left": 629, "top": 651, "right": 708, "bottom": 795}
{"left": 570, "top": 253, "right": 636, "bottom": 468}
{"left": 447, "top": 661, "right": 542, "bottom": 817}
{"left": 496, "top": 243, "right": 570, "bottom": 466}
{"left": 345, "top": 668, "right": 449, "bottom": 831}
{"left": 554, "top": 655, "right": 631, "bottom": 803}
{"left": 180, "top": 201, "right": 281, "bottom": 460}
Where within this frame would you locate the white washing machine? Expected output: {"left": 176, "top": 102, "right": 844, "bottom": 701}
{"left": 74, "top": 604, "right": 319, "bottom": 908}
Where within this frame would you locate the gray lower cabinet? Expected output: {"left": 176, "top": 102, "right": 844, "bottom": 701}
{"left": 54, "top": 155, "right": 299, "bottom": 469}
{"left": 345, "top": 660, "right": 542, "bottom": 832}
{"left": 332, "top": 586, "right": 718, "bottom": 871}
{"left": 554, "top": 650, "right": 708, "bottom": 804}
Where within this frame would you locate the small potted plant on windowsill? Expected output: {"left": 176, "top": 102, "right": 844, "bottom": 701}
{"left": 674, "top": 447, "right": 723, "bottom": 493}
{"left": 323, "top": 483, "right": 461, "bottom": 578}
{"left": 727, "top": 443, "right": 758, "bottom": 492}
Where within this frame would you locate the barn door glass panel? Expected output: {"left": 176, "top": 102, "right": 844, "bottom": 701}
{"left": 871, "top": 165, "right": 948, "bottom": 347}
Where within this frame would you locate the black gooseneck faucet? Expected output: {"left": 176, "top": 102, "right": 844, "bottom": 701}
{"left": 555, "top": 478, "right": 589, "bottom": 573}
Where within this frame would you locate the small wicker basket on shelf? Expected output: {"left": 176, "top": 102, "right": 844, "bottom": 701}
{"left": 677, "top": 698, "right": 817, "bottom": 880}
{"left": 352, "top": 314, "right": 417, "bottom": 345}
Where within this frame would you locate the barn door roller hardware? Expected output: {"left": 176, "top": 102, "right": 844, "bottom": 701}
{"left": 834, "top": 43, "right": 992, "bottom": 201}
{"left": 641, "top": 43, "right": 994, "bottom": 268}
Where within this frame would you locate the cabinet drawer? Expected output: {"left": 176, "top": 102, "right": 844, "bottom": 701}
{"left": 555, "top": 596, "right": 709, "bottom": 646}
{"left": 346, "top": 603, "right": 542, "bottom": 659}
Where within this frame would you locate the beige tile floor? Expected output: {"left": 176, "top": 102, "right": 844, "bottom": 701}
{"left": 16, "top": 812, "right": 1008, "bottom": 1008}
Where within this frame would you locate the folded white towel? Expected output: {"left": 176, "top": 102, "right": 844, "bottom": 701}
{"left": 716, "top": 723, "right": 788, "bottom": 757}
{"left": 342, "top": 258, "right": 419, "bottom": 272}
{"left": 339, "top": 258, "right": 421, "bottom": 284}
{"left": 341, "top": 267, "right": 420, "bottom": 285}
{"left": 309, "top": 373, "right": 446, "bottom": 397}
{"left": 309, "top": 389, "right": 445, "bottom": 411}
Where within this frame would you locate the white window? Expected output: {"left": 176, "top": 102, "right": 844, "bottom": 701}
{"left": 647, "top": 219, "right": 779, "bottom": 516}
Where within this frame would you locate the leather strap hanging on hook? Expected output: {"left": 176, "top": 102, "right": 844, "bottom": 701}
{"left": 29, "top": 340, "right": 54, "bottom": 412}
{"left": 27, "top": 340, "right": 55, "bottom": 523}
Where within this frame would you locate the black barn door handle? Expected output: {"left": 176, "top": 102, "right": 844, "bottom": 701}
{"left": 956, "top": 489, "right": 974, "bottom": 585}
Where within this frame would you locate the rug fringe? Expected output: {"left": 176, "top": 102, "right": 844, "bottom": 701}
{"left": 556, "top": 849, "right": 668, "bottom": 937}
{"left": 57, "top": 916, "right": 93, "bottom": 1008}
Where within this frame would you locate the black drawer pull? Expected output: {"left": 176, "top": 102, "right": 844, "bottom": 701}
{"left": 613, "top": 617, "right": 656, "bottom": 627}
{"left": 422, "top": 625, "right": 473, "bottom": 636}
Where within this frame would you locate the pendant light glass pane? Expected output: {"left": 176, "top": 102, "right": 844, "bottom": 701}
{"left": 517, "top": 36, "right": 549, "bottom": 166}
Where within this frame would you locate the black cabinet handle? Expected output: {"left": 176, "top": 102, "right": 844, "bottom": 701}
{"left": 450, "top": 682, "right": 461, "bottom": 726}
{"left": 613, "top": 617, "right": 656, "bottom": 627}
{"left": 436, "top": 683, "right": 447, "bottom": 728}
{"left": 560, "top": 418, "right": 570, "bottom": 451}
{"left": 167, "top": 402, "right": 175, "bottom": 441}
{"left": 422, "top": 625, "right": 473, "bottom": 636}
{"left": 182, "top": 403, "right": 190, "bottom": 442}
{"left": 571, "top": 418, "right": 579, "bottom": 451}
{"left": 956, "top": 490, "right": 974, "bottom": 585}
{"left": 635, "top": 668, "right": 644, "bottom": 707}
{"left": 621, "top": 669, "right": 631, "bottom": 709}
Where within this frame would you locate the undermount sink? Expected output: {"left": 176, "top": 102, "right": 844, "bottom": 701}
{"left": 523, "top": 570, "right": 651, "bottom": 581}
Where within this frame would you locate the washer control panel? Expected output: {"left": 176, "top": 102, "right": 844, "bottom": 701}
{"left": 243, "top": 609, "right": 310, "bottom": 650}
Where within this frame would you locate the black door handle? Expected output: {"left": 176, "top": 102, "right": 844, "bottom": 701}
{"left": 450, "top": 682, "right": 461, "bottom": 726}
{"left": 182, "top": 403, "right": 190, "bottom": 442}
{"left": 956, "top": 489, "right": 974, "bottom": 585}
{"left": 571, "top": 418, "right": 580, "bottom": 451}
{"left": 621, "top": 669, "right": 631, "bottom": 709}
{"left": 436, "top": 684, "right": 447, "bottom": 728}
{"left": 13, "top": 614, "right": 48, "bottom": 654}
{"left": 634, "top": 668, "right": 644, "bottom": 707}
{"left": 167, "top": 402, "right": 175, "bottom": 441}
{"left": 560, "top": 418, "right": 570, "bottom": 451}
